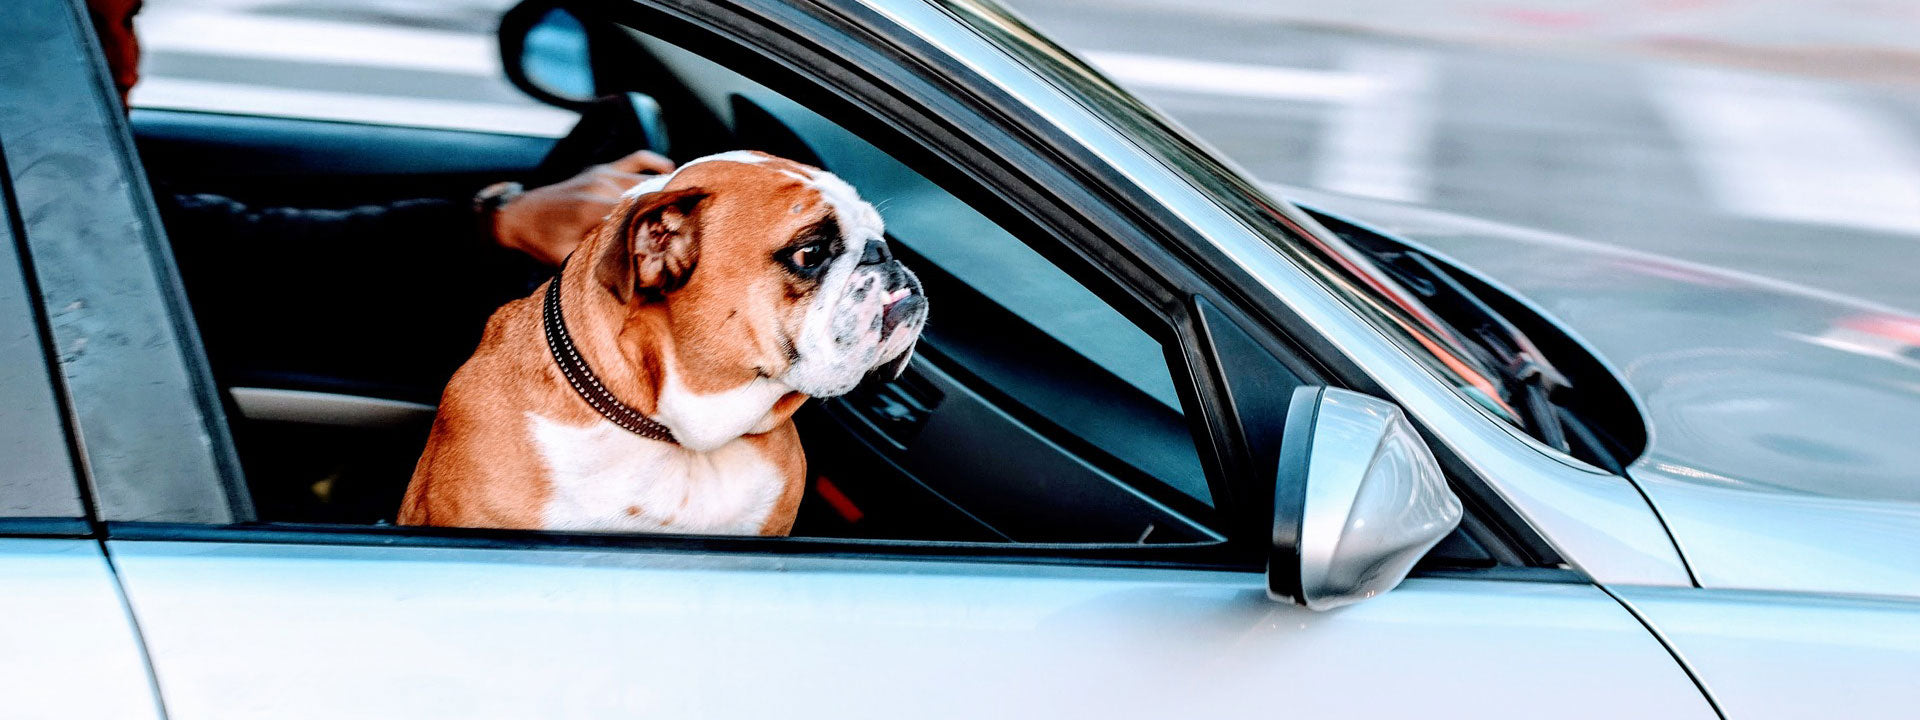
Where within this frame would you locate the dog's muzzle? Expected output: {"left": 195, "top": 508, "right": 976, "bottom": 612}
{"left": 867, "top": 245, "right": 926, "bottom": 382}
{"left": 859, "top": 238, "right": 924, "bottom": 339}
{"left": 878, "top": 275, "right": 925, "bottom": 343}
{"left": 882, "top": 287, "right": 924, "bottom": 337}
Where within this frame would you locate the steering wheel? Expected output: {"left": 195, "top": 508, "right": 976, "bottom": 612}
{"left": 530, "top": 91, "right": 672, "bottom": 186}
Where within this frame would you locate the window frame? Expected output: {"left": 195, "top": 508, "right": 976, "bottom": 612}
{"left": 920, "top": 0, "right": 1575, "bottom": 569}
{"left": 550, "top": 0, "right": 1560, "bottom": 571}
{"left": 179, "top": 0, "right": 1240, "bottom": 565}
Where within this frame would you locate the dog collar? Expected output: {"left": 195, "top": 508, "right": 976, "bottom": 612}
{"left": 542, "top": 268, "right": 680, "bottom": 445}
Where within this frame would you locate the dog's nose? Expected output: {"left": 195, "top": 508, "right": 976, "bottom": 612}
{"left": 858, "top": 239, "right": 893, "bottom": 266}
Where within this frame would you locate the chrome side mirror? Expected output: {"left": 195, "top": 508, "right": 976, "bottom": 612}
{"left": 1269, "top": 387, "right": 1462, "bottom": 610}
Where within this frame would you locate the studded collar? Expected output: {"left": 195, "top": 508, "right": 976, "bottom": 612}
{"left": 541, "top": 265, "right": 679, "bottom": 444}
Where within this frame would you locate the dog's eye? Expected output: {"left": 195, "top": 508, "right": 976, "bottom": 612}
{"left": 788, "top": 243, "right": 829, "bottom": 271}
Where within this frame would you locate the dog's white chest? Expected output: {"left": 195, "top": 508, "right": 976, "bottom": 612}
{"left": 526, "top": 412, "right": 786, "bottom": 534}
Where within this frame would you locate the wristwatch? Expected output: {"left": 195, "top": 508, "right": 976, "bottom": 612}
{"left": 473, "top": 180, "right": 525, "bottom": 241}
{"left": 473, "top": 180, "right": 525, "bottom": 214}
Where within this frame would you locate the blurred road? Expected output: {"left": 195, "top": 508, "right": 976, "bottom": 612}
{"left": 133, "top": 0, "right": 1920, "bottom": 312}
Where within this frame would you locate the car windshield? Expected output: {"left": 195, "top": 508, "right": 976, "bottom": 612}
{"left": 933, "top": 0, "right": 1524, "bottom": 426}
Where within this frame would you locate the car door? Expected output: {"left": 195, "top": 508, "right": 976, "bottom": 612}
{"left": 105, "top": 540, "right": 1712, "bottom": 720}
{"left": 9, "top": 0, "right": 1716, "bottom": 717}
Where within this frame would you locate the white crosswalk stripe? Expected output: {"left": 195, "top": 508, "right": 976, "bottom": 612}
{"left": 135, "top": 7, "right": 568, "bottom": 136}
{"left": 1082, "top": 50, "right": 1382, "bottom": 103}
{"left": 132, "top": 76, "right": 575, "bottom": 136}
{"left": 1085, "top": 47, "right": 1436, "bottom": 202}
{"left": 1313, "top": 46, "right": 1436, "bottom": 203}
{"left": 1653, "top": 66, "right": 1920, "bottom": 236}
{"left": 141, "top": 10, "right": 498, "bottom": 76}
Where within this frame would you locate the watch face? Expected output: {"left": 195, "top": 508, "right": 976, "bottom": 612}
{"left": 475, "top": 181, "right": 525, "bottom": 213}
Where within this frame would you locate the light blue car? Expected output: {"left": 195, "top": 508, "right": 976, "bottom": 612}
{"left": 2, "top": 0, "right": 1914, "bottom": 718}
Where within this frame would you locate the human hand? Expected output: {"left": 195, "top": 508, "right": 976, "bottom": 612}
{"left": 491, "top": 150, "right": 676, "bottom": 266}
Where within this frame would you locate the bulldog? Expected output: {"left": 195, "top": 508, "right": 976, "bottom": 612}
{"left": 399, "top": 151, "right": 927, "bottom": 535}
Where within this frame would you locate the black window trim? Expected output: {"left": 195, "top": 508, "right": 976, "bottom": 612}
{"left": 0, "top": 517, "right": 95, "bottom": 538}
{"left": 99, "top": 518, "right": 1580, "bottom": 581}
{"left": 109, "top": 521, "right": 1256, "bottom": 570}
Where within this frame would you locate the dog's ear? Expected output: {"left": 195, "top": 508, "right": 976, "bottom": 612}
{"left": 596, "top": 187, "right": 709, "bottom": 303}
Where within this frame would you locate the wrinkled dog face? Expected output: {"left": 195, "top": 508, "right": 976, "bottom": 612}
{"left": 598, "top": 151, "right": 927, "bottom": 399}
{"left": 778, "top": 170, "right": 926, "bottom": 397}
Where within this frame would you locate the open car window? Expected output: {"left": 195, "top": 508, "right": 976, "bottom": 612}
{"left": 631, "top": 33, "right": 1209, "bottom": 508}
{"left": 79, "top": 0, "right": 1228, "bottom": 549}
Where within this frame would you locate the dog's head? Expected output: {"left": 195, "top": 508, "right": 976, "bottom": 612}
{"left": 590, "top": 150, "right": 927, "bottom": 399}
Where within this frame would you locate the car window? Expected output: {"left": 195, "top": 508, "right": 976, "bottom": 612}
{"left": 628, "top": 31, "right": 1212, "bottom": 510}
{"left": 72, "top": 0, "right": 1222, "bottom": 545}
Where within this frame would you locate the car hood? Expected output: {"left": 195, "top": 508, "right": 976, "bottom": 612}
{"left": 1280, "top": 186, "right": 1920, "bottom": 599}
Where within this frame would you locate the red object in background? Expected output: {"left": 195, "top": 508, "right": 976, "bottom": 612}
{"left": 814, "top": 476, "right": 863, "bottom": 524}
{"left": 85, "top": 0, "right": 143, "bottom": 106}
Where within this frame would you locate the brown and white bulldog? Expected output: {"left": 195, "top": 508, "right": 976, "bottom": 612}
{"left": 399, "top": 151, "right": 927, "bottom": 535}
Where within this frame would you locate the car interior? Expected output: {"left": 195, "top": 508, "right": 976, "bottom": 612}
{"left": 128, "top": 6, "right": 1506, "bottom": 567}
{"left": 131, "top": 14, "right": 1227, "bottom": 547}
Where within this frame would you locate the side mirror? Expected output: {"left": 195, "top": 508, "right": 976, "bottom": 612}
{"left": 500, "top": 1, "right": 597, "bottom": 109}
{"left": 1269, "top": 387, "right": 1462, "bottom": 610}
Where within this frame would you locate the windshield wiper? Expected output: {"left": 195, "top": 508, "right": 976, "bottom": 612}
{"left": 1364, "top": 250, "right": 1573, "bottom": 452}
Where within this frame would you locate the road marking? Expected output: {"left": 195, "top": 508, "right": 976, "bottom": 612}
{"left": 139, "top": 9, "right": 497, "bottom": 76}
{"left": 1314, "top": 47, "right": 1436, "bottom": 203}
{"left": 131, "top": 77, "right": 575, "bottom": 137}
{"left": 1083, "top": 48, "right": 1434, "bottom": 202}
{"left": 1082, "top": 50, "right": 1382, "bottom": 103}
{"left": 1654, "top": 66, "right": 1920, "bottom": 236}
